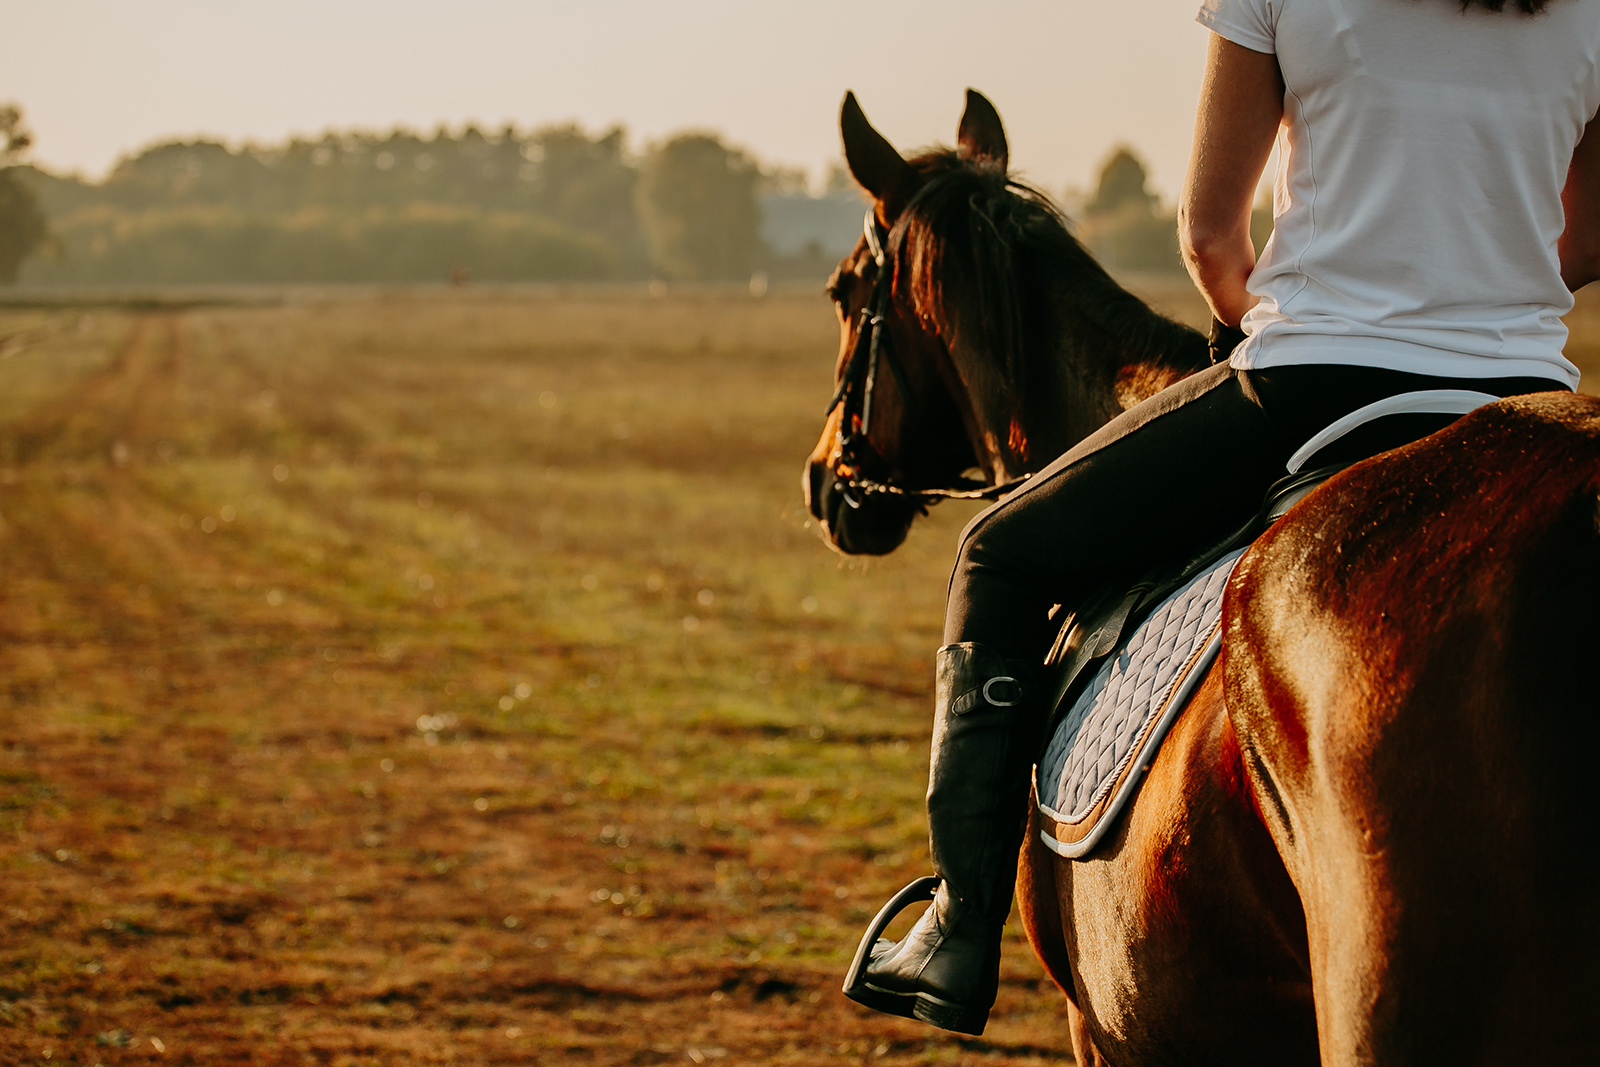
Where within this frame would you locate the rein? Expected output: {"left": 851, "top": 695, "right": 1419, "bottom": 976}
{"left": 823, "top": 209, "right": 1030, "bottom": 509}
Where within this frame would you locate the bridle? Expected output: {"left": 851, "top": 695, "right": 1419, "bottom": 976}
{"left": 823, "top": 209, "right": 1030, "bottom": 509}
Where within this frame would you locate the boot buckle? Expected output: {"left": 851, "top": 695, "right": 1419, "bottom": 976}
{"left": 982, "top": 677, "right": 1021, "bottom": 707}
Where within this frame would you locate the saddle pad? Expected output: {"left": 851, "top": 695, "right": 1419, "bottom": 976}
{"left": 1036, "top": 549, "right": 1244, "bottom": 859}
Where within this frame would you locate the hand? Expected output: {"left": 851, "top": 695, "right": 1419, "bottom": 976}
{"left": 1208, "top": 318, "right": 1247, "bottom": 365}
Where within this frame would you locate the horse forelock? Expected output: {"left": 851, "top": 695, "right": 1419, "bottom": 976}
{"left": 887, "top": 151, "right": 1088, "bottom": 403}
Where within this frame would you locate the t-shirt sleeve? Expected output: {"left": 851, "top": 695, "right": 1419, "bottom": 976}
{"left": 1196, "top": 0, "right": 1277, "bottom": 55}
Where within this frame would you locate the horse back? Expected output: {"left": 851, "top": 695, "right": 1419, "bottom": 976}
{"left": 1225, "top": 391, "right": 1600, "bottom": 1065}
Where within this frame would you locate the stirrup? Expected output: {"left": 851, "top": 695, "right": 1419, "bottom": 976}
{"left": 841, "top": 875, "right": 939, "bottom": 998}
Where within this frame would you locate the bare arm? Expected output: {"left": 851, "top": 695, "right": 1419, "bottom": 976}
{"left": 1179, "top": 34, "right": 1285, "bottom": 327}
{"left": 1560, "top": 116, "right": 1600, "bottom": 292}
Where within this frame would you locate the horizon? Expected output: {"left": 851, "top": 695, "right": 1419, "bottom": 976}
{"left": 11, "top": 0, "right": 1211, "bottom": 202}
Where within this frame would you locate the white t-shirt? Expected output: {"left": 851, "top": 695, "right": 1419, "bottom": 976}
{"left": 1196, "top": 0, "right": 1600, "bottom": 389}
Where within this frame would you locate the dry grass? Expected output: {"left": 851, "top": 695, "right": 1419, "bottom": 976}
{"left": 0, "top": 286, "right": 1075, "bottom": 1067}
{"left": 4, "top": 279, "right": 1596, "bottom": 1067}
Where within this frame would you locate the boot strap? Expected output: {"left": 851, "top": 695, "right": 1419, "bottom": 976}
{"left": 952, "top": 675, "right": 1026, "bottom": 715}
{"left": 980, "top": 676, "right": 1023, "bottom": 707}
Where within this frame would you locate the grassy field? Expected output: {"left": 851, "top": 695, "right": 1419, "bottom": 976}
{"left": 3, "top": 280, "right": 1597, "bottom": 1067}
{"left": 0, "top": 284, "right": 1056, "bottom": 1067}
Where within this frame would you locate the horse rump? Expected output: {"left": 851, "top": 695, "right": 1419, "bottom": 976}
{"left": 1224, "top": 390, "right": 1600, "bottom": 1065}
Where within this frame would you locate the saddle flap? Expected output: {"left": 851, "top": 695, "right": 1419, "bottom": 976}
{"left": 1035, "top": 550, "right": 1243, "bottom": 859}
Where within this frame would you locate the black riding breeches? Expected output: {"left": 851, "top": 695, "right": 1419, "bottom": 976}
{"left": 943, "top": 362, "right": 1564, "bottom": 657}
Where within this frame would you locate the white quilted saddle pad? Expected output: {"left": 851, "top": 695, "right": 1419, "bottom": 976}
{"left": 1036, "top": 549, "right": 1244, "bottom": 859}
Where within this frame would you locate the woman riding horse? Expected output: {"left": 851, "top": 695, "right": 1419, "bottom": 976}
{"left": 847, "top": 0, "right": 1600, "bottom": 1036}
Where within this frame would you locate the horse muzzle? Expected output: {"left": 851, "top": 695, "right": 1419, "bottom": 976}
{"left": 803, "top": 447, "right": 917, "bottom": 557}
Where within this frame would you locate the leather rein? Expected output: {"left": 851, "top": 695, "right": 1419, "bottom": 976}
{"left": 823, "top": 209, "right": 1030, "bottom": 509}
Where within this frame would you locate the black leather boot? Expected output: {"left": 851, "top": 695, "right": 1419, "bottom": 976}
{"left": 842, "top": 642, "right": 1042, "bottom": 1036}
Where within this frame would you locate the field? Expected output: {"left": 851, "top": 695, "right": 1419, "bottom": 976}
{"left": 3, "top": 281, "right": 1597, "bottom": 1067}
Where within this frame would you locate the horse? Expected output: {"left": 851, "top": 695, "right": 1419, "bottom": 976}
{"left": 804, "top": 89, "right": 1600, "bottom": 1065}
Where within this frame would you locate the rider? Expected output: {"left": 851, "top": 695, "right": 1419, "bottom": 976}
{"left": 847, "top": 0, "right": 1600, "bottom": 1037}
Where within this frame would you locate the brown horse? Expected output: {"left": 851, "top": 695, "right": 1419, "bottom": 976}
{"left": 805, "top": 90, "right": 1600, "bottom": 1065}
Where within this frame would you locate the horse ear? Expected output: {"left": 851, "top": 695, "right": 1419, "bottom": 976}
{"left": 957, "top": 89, "right": 1008, "bottom": 171}
{"left": 841, "top": 91, "right": 911, "bottom": 217}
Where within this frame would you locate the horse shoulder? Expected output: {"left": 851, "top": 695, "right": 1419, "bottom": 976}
{"left": 1223, "top": 391, "right": 1600, "bottom": 1063}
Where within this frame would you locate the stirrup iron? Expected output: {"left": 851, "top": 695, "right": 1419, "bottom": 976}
{"left": 841, "top": 876, "right": 939, "bottom": 998}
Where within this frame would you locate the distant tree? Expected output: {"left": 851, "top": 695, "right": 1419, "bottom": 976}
{"left": 16, "top": 121, "right": 822, "bottom": 285}
{"left": 759, "top": 162, "right": 811, "bottom": 197}
{"left": 636, "top": 133, "right": 765, "bottom": 281}
{"left": 1086, "top": 147, "right": 1158, "bottom": 218}
{"left": 1, "top": 106, "right": 34, "bottom": 166}
{"left": 1077, "top": 146, "right": 1181, "bottom": 274}
{"left": 0, "top": 104, "right": 49, "bottom": 284}
{"left": 824, "top": 160, "right": 858, "bottom": 197}
{"left": 528, "top": 125, "right": 643, "bottom": 266}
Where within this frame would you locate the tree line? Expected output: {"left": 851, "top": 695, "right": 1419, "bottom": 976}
{"left": 1, "top": 112, "right": 788, "bottom": 286}
{"left": 0, "top": 106, "right": 48, "bottom": 284}
{"left": 0, "top": 101, "right": 1229, "bottom": 287}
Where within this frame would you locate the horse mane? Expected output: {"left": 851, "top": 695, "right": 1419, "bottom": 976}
{"left": 888, "top": 150, "right": 1203, "bottom": 408}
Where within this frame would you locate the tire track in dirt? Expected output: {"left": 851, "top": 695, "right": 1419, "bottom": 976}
{"left": 0, "top": 316, "right": 148, "bottom": 460}
{"left": 0, "top": 473, "right": 208, "bottom": 661}
{"left": 0, "top": 314, "right": 220, "bottom": 655}
{"left": 0, "top": 316, "right": 314, "bottom": 755}
{"left": 0, "top": 310, "right": 577, "bottom": 768}
{"left": 0, "top": 315, "right": 186, "bottom": 466}
{"left": 0, "top": 312, "right": 366, "bottom": 702}
{"left": 179, "top": 312, "right": 858, "bottom": 708}
{"left": 177, "top": 315, "right": 525, "bottom": 645}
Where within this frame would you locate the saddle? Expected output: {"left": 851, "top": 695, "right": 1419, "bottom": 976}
{"left": 1033, "top": 389, "right": 1500, "bottom": 859}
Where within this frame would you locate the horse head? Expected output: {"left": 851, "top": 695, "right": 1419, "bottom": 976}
{"left": 804, "top": 89, "right": 1209, "bottom": 555}
{"left": 802, "top": 91, "right": 997, "bottom": 555}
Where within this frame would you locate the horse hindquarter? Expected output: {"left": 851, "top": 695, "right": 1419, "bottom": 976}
{"left": 1224, "top": 393, "right": 1600, "bottom": 1065}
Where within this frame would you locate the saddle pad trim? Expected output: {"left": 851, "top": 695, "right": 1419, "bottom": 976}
{"left": 1037, "top": 625, "right": 1222, "bottom": 860}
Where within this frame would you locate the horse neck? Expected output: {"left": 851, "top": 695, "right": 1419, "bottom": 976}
{"left": 1053, "top": 276, "right": 1212, "bottom": 431}
{"left": 950, "top": 268, "right": 1210, "bottom": 481}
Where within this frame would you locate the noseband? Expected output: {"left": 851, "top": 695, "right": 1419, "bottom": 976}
{"left": 823, "top": 209, "right": 1028, "bottom": 509}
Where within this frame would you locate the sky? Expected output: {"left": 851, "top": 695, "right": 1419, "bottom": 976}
{"left": 8, "top": 0, "right": 1213, "bottom": 202}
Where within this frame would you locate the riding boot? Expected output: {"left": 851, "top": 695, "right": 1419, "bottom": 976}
{"left": 842, "top": 642, "right": 1043, "bottom": 1036}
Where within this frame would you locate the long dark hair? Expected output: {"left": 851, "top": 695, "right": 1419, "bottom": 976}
{"left": 1459, "top": 0, "right": 1551, "bottom": 12}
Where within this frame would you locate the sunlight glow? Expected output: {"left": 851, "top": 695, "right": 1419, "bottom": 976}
{"left": 13, "top": 0, "right": 1210, "bottom": 200}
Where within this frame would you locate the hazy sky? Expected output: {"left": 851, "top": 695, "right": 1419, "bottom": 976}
{"left": 10, "top": 0, "right": 1212, "bottom": 200}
